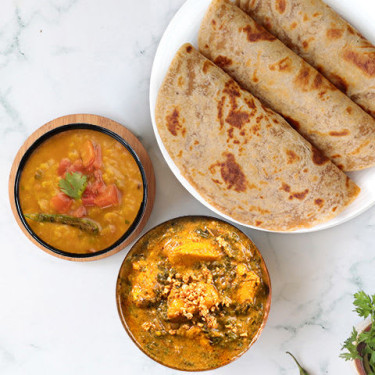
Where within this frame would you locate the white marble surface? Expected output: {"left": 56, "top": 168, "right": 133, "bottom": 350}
{"left": 1, "top": 0, "right": 375, "bottom": 374}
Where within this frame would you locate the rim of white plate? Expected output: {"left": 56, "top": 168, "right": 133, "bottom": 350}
{"left": 149, "top": 0, "right": 375, "bottom": 234}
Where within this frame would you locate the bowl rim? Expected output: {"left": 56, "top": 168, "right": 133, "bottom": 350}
{"left": 115, "top": 214, "right": 272, "bottom": 372}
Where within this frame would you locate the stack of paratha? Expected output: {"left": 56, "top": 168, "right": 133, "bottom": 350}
{"left": 154, "top": 0, "right": 375, "bottom": 231}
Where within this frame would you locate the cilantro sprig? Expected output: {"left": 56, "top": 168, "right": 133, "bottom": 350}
{"left": 59, "top": 171, "right": 87, "bottom": 199}
{"left": 341, "top": 291, "right": 375, "bottom": 374}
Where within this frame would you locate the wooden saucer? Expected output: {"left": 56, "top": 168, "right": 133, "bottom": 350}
{"left": 9, "top": 114, "right": 155, "bottom": 261}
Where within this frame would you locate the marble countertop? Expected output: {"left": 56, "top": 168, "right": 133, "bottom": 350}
{"left": 1, "top": 0, "right": 375, "bottom": 374}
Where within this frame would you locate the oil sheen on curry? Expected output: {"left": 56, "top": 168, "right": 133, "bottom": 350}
{"left": 117, "top": 217, "right": 270, "bottom": 371}
{"left": 19, "top": 129, "right": 143, "bottom": 254}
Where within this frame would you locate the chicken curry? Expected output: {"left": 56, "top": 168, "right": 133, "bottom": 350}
{"left": 19, "top": 129, "right": 144, "bottom": 254}
{"left": 117, "top": 216, "right": 271, "bottom": 371}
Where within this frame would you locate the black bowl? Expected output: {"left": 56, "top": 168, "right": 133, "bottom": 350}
{"left": 13, "top": 123, "right": 148, "bottom": 259}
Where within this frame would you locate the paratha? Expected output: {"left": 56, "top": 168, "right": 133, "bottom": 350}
{"left": 155, "top": 44, "right": 360, "bottom": 231}
{"left": 199, "top": 0, "right": 375, "bottom": 171}
{"left": 237, "top": 0, "right": 375, "bottom": 119}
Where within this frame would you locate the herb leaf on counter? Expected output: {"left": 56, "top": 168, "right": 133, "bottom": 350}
{"left": 286, "top": 352, "right": 310, "bottom": 375}
{"left": 59, "top": 171, "right": 87, "bottom": 199}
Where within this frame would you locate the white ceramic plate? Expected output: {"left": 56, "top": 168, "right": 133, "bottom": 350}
{"left": 149, "top": 0, "right": 375, "bottom": 233}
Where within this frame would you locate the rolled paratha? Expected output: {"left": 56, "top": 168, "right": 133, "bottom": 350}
{"left": 198, "top": 0, "right": 375, "bottom": 172}
{"left": 155, "top": 44, "right": 359, "bottom": 231}
{"left": 237, "top": 0, "right": 375, "bottom": 118}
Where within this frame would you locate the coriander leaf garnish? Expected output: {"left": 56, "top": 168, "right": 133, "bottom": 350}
{"left": 340, "top": 327, "right": 360, "bottom": 361}
{"left": 286, "top": 352, "right": 310, "bottom": 375}
{"left": 341, "top": 291, "right": 375, "bottom": 373}
{"left": 354, "top": 291, "right": 375, "bottom": 319}
{"left": 59, "top": 171, "right": 87, "bottom": 199}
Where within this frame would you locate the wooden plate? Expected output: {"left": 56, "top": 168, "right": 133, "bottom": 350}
{"left": 9, "top": 114, "right": 155, "bottom": 261}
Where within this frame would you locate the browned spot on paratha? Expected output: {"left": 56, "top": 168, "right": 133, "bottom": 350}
{"left": 249, "top": 205, "right": 270, "bottom": 214}
{"left": 275, "top": 0, "right": 286, "bottom": 14}
{"left": 219, "top": 152, "right": 247, "bottom": 192}
{"left": 269, "top": 57, "right": 292, "bottom": 72}
{"left": 202, "top": 60, "right": 214, "bottom": 73}
{"left": 289, "top": 189, "right": 309, "bottom": 200}
{"left": 302, "top": 40, "right": 309, "bottom": 49}
{"left": 223, "top": 80, "right": 241, "bottom": 101}
{"left": 294, "top": 67, "right": 311, "bottom": 90}
{"left": 290, "top": 22, "right": 297, "bottom": 30}
{"left": 245, "top": 97, "right": 256, "bottom": 109}
{"left": 303, "top": 14, "right": 309, "bottom": 22}
{"left": 255, "top": 220, "right": 263, "bottom": 226}
{"left": 347, "top": 25, "right": 356, "bottom": 35}
{"left": 330, "top": 73, "right": 348, "bottom": 93}
{"left": 227, "top": 128, "right": 234, "bottom": 139}
{"left": 226, "top": 111, "right": 250, "bottom": 129}
{"left": 217, "top": 96, "right": 226, "bottom": 129}
{"left": 212, "top": 178, "right": 222, "bottom": 185}
{"left": 312, "top": 74, "right": 323, "bottom": 89}
{"left": 177, "top": 76, "right": 184, "bottom": 87}
{"left": 327, "top": 28, "right": 344, "bottom": 39}
{"left": 343, "top": 49, "right": 375, "bottom": 76}
{"left": 280, "top": 182, "right": 291, "bottom": 192}
{"left": 312, "top": 148, "right": 329, "bottom": 165}
{"left": 186, "top": 45, "right": 193, "bottom": 53}
{"left": 346, "top": 106, "right": 353, "bottom": 114}
{"left": 350, "top": 139, "right": 371, "bottom": 155}
{"left": 284, "top": 116, "right": 300, "bottom": 130}
{"left": 286, "top": 149, "right": 300, "bottom": 164}
{"left": 214, "top": 55, "right": 233, "bottom": 68}
{"left": 251, "top": 124, "right": 261, "bottom": 135}
{"left": 314, "top": 198, "right": 324, "bottom": 207}
{"left": 166, "top": 108, "right": 185, "bottom": 136}
{"left": 329, "top": 130, "right": 350, "bottom": 136}
{"left": 241, "top": 24, "right": 276, "bottom": 42}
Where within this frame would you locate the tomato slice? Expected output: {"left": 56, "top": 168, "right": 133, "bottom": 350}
{"left": 93, "top": 144, "right": 102, "bottom": 170}
{"left": 72, "top": 205, "right": 87, "bottom": 218}
{"left": 91, "top": 170, "right": 106, "bottom": 194}
{"left": 94, "top": 185, "right": 121, "bottom": 208}
{"left": 70, "top": 159, "right": 84, "bottom": 174}
{"left": 50, "top": 192, "right": 73, "bottom": 213}
{"left": 82, "top": 186, "right": 96, "bottom": 206}
{"left": 81, "top": 140, "right": 96, "bottom": 168}
{"left": 58, "top": 158, "right": 72, "bottom": 176}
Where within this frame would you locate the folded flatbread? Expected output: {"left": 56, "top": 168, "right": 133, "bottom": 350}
{"left": 198, "top": 0, "right": 375, "bottom": 172}
{"left": 155, "top": 44, "right": 359, "bottom": 231}
{"left": 236, "top": 0, "right": 375, "bottom": 118}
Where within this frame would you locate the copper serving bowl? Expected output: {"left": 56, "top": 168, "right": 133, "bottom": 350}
{"left": 116, "top": 215, "right": 272, "bottom": 371}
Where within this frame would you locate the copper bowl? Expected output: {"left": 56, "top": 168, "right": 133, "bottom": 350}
{"left": 116, "top": 215, "right": 272, "bottom": 371}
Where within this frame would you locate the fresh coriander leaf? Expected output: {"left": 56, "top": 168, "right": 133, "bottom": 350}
{"left": 340, "top": 327, "right": 361, "bottom": 361}
{"left": 59, "top": 172, "right": 87, "bottom": 199}
{"left": 354, "top": 291, "right": 374, "bottom": 319}
{"left": 286, "top": 352, "right": 310, "bottom": 374}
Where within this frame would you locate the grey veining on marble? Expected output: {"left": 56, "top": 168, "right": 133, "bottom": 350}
{"left": 1, "top": 0, "right": 375, "bottom": 374}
